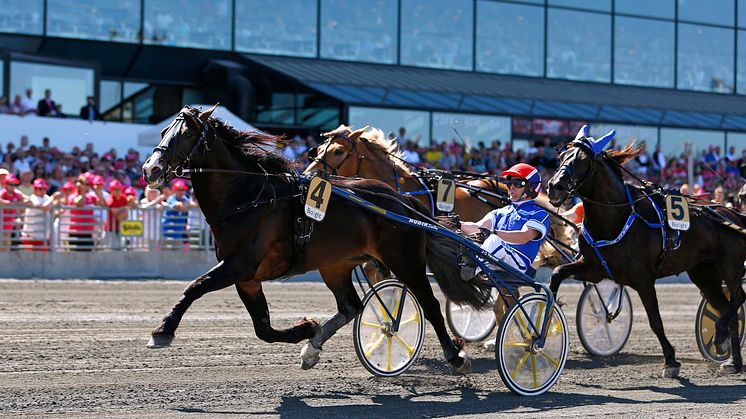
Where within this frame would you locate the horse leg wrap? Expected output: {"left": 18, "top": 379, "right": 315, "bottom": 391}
{"left": 301, "top": 313, "right": 347, "bottom": 370}
{"left": 311, "top": 313, "right": 347, "bottom": 348}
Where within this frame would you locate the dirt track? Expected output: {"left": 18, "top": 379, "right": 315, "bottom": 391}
{"left": 0, "top": 279, "right": 744, "bottom": 418}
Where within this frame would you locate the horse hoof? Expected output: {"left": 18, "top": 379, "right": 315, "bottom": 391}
{"left": 662, "top": 365, "right": 680, "bottom": 378}
{"left": 453, "top": 350, "right": 471, "bottom": 375}
{"left": 718, "top": 359, "right": 741, "bottom": 375}
{"left": 300, "top": 341, "right": 322, "bottom": 370}
{"left": 147, "top": 334, "right": 173, "bottom": 349}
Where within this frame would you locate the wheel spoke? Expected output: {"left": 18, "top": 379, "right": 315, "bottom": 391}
{"left": 506, "top": 342, "right": 530, "bottom": 348}
{"left": 399, "top": 311, "right": 420, "bottom": 327}
{"left": 361, "top": 320, "right": 386, "bottom": 330}
{"left": 364, "top": 334, "right": 386, "bottom": 357}
{"left": 540, "top": 350, "right": 560, "bottom": 368}
{"left": 510, "top": 351, "right": 531, "bottom": 380}
{"left": 394, "top": 333, "right": 416, "bottom": 356}
{"left": 462, "top": 310, "right": 473, "bottom": 332}
{"left": 531, "top": 354, "right": 538, "bottom": 388}
{"left": 386, "top": 336, "right": 393, "bottom": 371}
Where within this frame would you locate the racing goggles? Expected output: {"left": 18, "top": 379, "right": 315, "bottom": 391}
{"left": 504, "top": 178, "right": 528, "bottom": 188}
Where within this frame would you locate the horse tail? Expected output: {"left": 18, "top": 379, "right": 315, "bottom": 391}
{"left": 425, "top": 232, "right": 492, "bottom": 309}
{"left": 401, "top": 195, "right": 492, "bottom": 310}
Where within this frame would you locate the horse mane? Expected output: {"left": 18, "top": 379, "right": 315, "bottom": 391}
{"left": 605, "top": 143, "right": 645, "bottom": 166}
{"left": 360, "top": 127, "right": 412, "bottom": 174}
{"left": 322, "top": 124, "right": 412, "bottom": 174}
{"left": 184, "top": 108, "right": 296, "bottom": 174}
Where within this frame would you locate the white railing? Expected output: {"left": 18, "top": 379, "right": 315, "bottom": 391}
{"left": 0, "top": 204, "right": 213, "bottom": 252}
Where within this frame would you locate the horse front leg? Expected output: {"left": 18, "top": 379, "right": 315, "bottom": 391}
{"left": 300, "top": 266, "right": 363, "bottom": 370}
{"left": 634, "top": 281, "right": 680, "bottom": 378}
{"left": 549, "top": 256, "right": 589, "bottom": 296}
{"left": 147, "top": 259, "right": 249, "bottom": 348}
{"left": 235, "top": 281, "right": 321, "bottom": 344}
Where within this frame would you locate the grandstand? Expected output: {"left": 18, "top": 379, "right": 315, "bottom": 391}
{"left": 1, "top": 1, "right": 745, "bottom": 276}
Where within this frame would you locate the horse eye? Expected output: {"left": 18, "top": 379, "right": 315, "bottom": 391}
{"left": 333, "top": 149, "right": 345, "bottom": 156}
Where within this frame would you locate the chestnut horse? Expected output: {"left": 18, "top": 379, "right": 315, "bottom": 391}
{"left": 547, "top": 129, "right": 746, "bottom": 377}
{"left": 141, "top": 106, "right": 491, "bottom": 374}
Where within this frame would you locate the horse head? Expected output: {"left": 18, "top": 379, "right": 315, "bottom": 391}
{"left": 547, "top": 125, "right": 615, "bottom": 206}
{"left": 143, "top": 104, "right": 217, "bottom": 189}
{"left": 304, "top": 124, "right": 369, "bottom": 176}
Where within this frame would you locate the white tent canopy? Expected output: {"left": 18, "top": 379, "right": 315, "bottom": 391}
{"left": 137, "top": 104, "right": 257, "bottom": 147}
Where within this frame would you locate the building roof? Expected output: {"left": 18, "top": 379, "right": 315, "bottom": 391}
{"left": 244, "top": 54, "right": 746, "bottom": 131}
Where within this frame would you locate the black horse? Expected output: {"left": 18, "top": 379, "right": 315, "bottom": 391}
{"left": 546, "top": 127, "right": 746, "bottom": 377}
{"left": 141, "top": 106, "right": 490, "bottom": 373}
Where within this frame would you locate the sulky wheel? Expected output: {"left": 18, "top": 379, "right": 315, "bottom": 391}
{"left": 445, "top": 288, "right": 498, "bottom": 342}
{"left": 495, "top": 293, "right": 568, "bottom": 396}
{"left": 576, "top": 280, "right": 633, "bottom": 357}
{"left": 353, "top": 280, "right": 425, "bottom": 377}
{"left": 695, "top": 295, "right": 746, "bottom": 363}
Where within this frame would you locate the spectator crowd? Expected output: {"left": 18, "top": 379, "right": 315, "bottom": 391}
{"left": 0, "top": 122, "right": 744, "bottom": 251}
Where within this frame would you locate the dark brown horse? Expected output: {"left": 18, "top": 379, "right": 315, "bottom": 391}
{"left": 547, "top": 133, "right": 746, "bottom": 377}
{"left": 142, "top": 106, "right": 490, "bottom": 373}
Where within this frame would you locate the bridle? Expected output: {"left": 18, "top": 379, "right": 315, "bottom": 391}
{"left": 153, "top": 111, "right": 216, "bottom": 182}
{"left": 308, "top": 133, "right": 363, "bottom": 176}
{"left": 554, "top": 140, "right": 653, "bottom": 208}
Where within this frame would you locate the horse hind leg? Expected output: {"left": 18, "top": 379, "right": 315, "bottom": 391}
{"left": 380, "top": 245, "right": 470, "bottom": 375}
{"left": 689, "top": 262, "right": 744, "bottom": 374}
{"left": 148, "top": 259, "right": 250, "bottom": 348}
{"left": 300, "top": 265, "right": 362, "bottom": 370}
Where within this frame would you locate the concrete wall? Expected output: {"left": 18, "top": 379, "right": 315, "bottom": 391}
{"left": 0, "top": 251, "right": 217, "bottom": 279}
{"left": 0, "top": 251, "right": 325, "bottom": 281}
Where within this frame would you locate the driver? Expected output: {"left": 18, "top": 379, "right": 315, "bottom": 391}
{"left": 459, "top": 162, "right": 550, "bottom": 278}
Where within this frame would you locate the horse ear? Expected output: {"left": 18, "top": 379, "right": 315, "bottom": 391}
{"left": 574, "top": 124, "right": 589, "bottom": 142}
{"left": 199, "top": 103, "right": 219, "bottom": 122}
{"left": 591, "top": 130, "right": 615, "bottom": 155}
{"left": 350, "top": 126, "right": 370, "bottom": 139}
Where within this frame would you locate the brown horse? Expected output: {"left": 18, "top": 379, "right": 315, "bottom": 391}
{"left": 141, "top": 106, "right": 490, "bottom": 374}
{"left": 305, "top": 125, "right": 508, "bottom": 221}
{"left": 547, "top": 136, "right": 746, "bottom": 377}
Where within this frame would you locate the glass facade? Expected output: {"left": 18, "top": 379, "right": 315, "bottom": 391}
{"left": 614, "top": 17, "right": 675, "bottom": 88}
{"left": 0, "top": 0, "right": 44, "bottom": 35}
{"left": 400, "top": 0, "right": 473, "bottom": 70}
{"left": 659, "top": 127, "right": 725, "bottom": 157}
{"left": 738, "top": 30, "right": 746, "bottom": 94}
{"left": 349, "top": 107, "right": 430, "bottom": 145}
{"left": 547, "top": 8, "right": 611, "bottom": 82}
{"left": 10, "top": 61, "right": 94, "bottom": 114}
{"left": 0, "top": 1, "right": 742, "bottom": 96}
{"left": 320, "top": 0, "right": 397, "bottom": 64}
{"left": 548, "top": 0, "right": 611, "bottom": 12}
{"left": 47, "top": 0, "right": 140, "bottom": 43}
{"left": 100, "top": 80, "right": 122, "bottom": 112}
{"left": 727, "top": 132, "right": 746, "bottom": 154}
{"left": 678, "top": 23, "right": 734, "bottom": 93}
{"left": 476, "top": 1, "right": 544, "bottom": 76}
{"left": 143, "top": 0, "right": 231, "bottom": 49}
{"left": 235, "top": 0, "right": 317, "bottom": 57}
{"left": 678, "top": 0, "right": 734, "bottom": 26}
{"left": 432, "top": 112, "right": 510, "bottom": 147}
{"left": 614, "top": 0, "right": 674, "bottom": 19}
